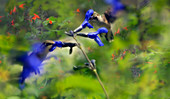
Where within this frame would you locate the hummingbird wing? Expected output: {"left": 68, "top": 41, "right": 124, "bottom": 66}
{"left": 105, "top": 30, "right": 114, "bottom": 42}
{"left": 90, "top": 11, "right": 115, "bottom": 42}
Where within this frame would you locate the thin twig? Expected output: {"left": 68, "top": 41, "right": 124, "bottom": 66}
{"left": 73, "top": 36, "right": 109, "bottom": 99}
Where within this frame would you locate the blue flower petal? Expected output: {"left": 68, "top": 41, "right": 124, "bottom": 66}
{"left": 97, "top": 27, "right": 108, "bottom": 34}
{"left": 94, "top": 36, "right": 104, "bottom": 46}
{"left": 81, "top": 9, "right": 94, "bottom": 29}
{"left": 82, "top": 21, "right": 93, "bottom": 29}
{"left": 49, "top": 41, "right": 63, "bottom": 52}
{"left": 88, "top": 27, "right": 108, "bottom": 46}
{"left": 85, "top": 9, "right": 94, "bottom": 21}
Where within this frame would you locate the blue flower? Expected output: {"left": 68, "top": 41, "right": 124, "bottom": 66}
{"left": 88, "top": 27, "right": 108, "bottom": 46}
{"left": 73, "top": 9, "right": 94, "bottom": 33}
{"left": 49, "top": 41, "right": 77, "bottom": 54}
{"left": 81, "top": 9, "right": 94, "bottom": 29}
{"left": 49, "top": 41, "right": 63, "bottom": 52}
{"left": 105, "top": 0, "right": 125, "bottom": 15}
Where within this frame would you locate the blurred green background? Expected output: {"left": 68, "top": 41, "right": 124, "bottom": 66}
{"left": 0, "top": 0, "right": 170, "bottom": 99}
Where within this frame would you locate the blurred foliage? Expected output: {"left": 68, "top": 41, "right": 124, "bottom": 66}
{"left": 0, "top": 0, "right": 170, "bottom": 99}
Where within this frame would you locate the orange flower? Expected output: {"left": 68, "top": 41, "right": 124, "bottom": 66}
{"left": 121, "top": 56, "right": 123, "bottom": 60}
{"left": 114, "top": 28, "right": 120, "bottom": 35}
{"left": 32, "top": 16, "right": 36, "bottom": 20}
{"left": 114, "top": 32, "right": 117, "bottom": 36}
{"left": 46, "top": 18, "right": 49, "bottom": 20}
{"left": 11, "top": 19, "right": 14, "bottom": 26}
{"left": 0, "top": 16, "right": 4, "bottom": 18}
{"left": 0, "top": 20, "right": 1, "bottom": 22}
{"left": 30, "top": 19, "right": 32, "bottom": 22}
{"left": 76, "top": 8, "right": 80, "bottom": 13}
{"left": 117, "top": 28, "right": 120, "bottom": 34}
{"left": 112, "top": 54, "right": 115, "bottom": 60}
{"left": 10, "top": 10, "right": 12, "bottom": 15}
{"left": 46, "top": 18, "right": 52, "bottom": 24}
{"left": 154, "top": 70, "right": 157, "bottom": 74}
{"left": 32, "top": 14, "right": 40, "bottom": 20}
{"left": 34, "top": 13, "right": 40, "bottom": 19}
{"left": 0, "top": 60, "right": 1, "bottom": 64}
{"left": 49, "top": 20, "right": 52, "bottom": 24}
{"left": 123, "top": 27, "right": 128, "bottom": 30}
{"left": 9, "top": 7, "right": 16, "bottom": 15}
{"left": 13, "top": 7, "right": 16, "bottom": 13}
{"left": 32, "top": 13, "right": 40, "bottom": 20}
{"left": 19, "top": 4, "right": 25, "bottom": 9}
{"left": 123, "top": 51, "right": 126, "bottom": 54}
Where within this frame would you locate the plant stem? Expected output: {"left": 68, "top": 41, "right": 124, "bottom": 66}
{"left": 93, "top": 69, "right": 109, "bottom": 99}
{"left": 73, "top": 37, "right": 109, "bottom": 99}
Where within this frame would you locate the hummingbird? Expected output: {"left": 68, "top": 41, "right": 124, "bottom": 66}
{"left": 19, "top": 40, "right": 55, "bottom": 89}
{"left": 19, "top": 40, "right": 77, "bottom": 89}
{"left": 89, "top": 8, "right": 117, "bottom": 42}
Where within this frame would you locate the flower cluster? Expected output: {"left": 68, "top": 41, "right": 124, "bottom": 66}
{"left": 67, "top": 9, "right": 108, "bottom": 46}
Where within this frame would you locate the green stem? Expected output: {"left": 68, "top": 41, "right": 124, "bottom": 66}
{"left": 73, "top": 37, "right": 109, "bottom": 99}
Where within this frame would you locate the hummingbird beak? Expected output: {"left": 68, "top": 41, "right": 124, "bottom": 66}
{"left": 40, "top": 40, "right": 55, "bottom": 49}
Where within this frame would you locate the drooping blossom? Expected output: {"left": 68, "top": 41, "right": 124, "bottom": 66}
{"left": 32, "top": 13, "right": 40, "bottom": 20}
{"left": 11, "top": 19, "right": 15, "bottom": 26}
{"left": 0, "top": 16, "right": 4, "bottom": 18}
{"left": 10, "top": 6, "right": 17, "bottom": 15}
{"left": 87, "top": 27, "right": 108, "bottom": 46}
{"left": 73, "top": 9, "right": 94, "bottom": 33}
{"left": 19, "top": 4, "right": 25, "bottom": 9}
{"left": 76, "top": 8, "right": 80, "bottom": 13}
{"left": 123, "top": 27, "right": 128, "bottom": 30}
{"left": 46, "top": 18, "right": 49, "bottom": 21}
{"left": 46, "top": 18, "right": 53, "bottom": 24}
{"left": 117, "top": 28, "right": 120, "bottom": 34}
{"left": 49, "top": 20, "right": 52, "bottom": 24}
{"left": 112, "top": 54, "right": 115, "bottom": 60}
{"left": 49, "top": 41, "right": 77, "bottom": 54}
{"left": 13, "top": 7, "right": 16, "bottom": 13}
{"left": 82, "top": 9, "right": 94, "bottom": 28}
